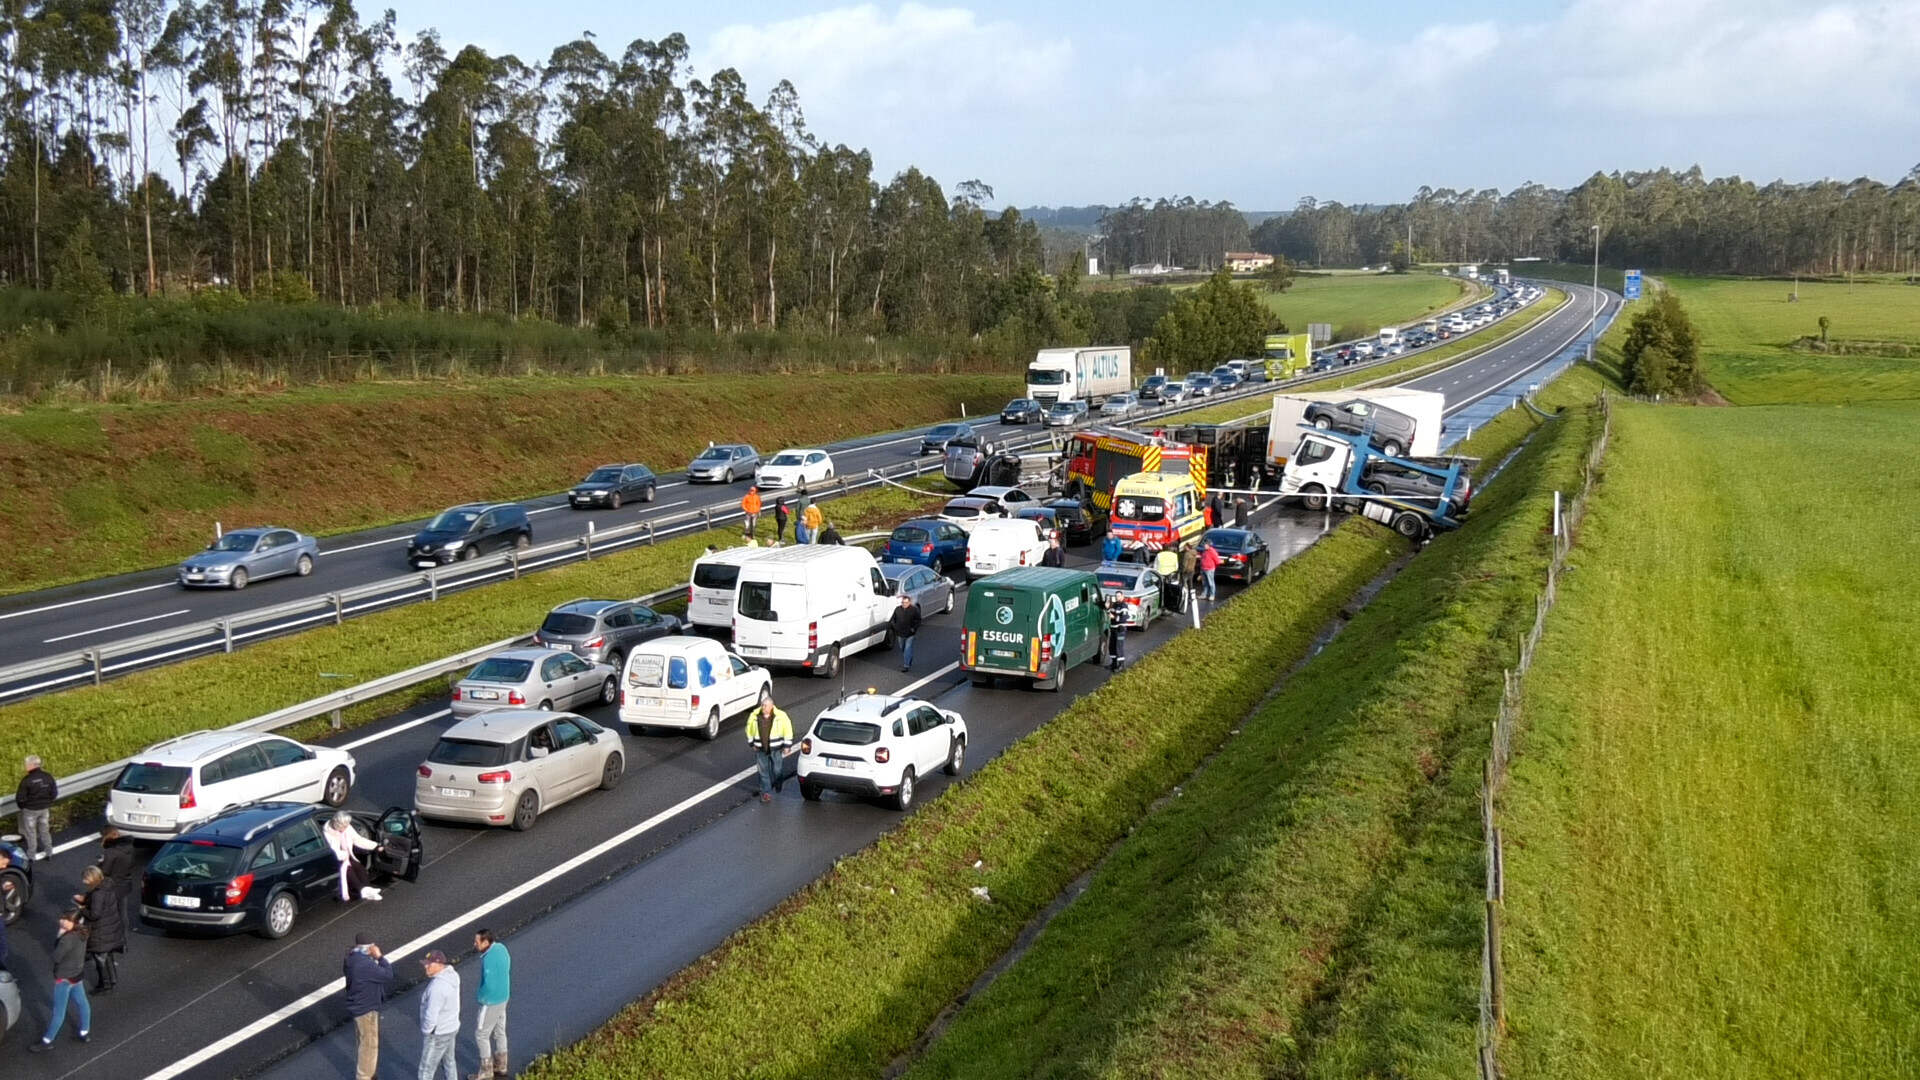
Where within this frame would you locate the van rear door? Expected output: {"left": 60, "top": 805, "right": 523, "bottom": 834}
{"left": 732, "top": 575, "right": 808, "bottom": 663}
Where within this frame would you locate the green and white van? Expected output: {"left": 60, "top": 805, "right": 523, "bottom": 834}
{"left": 960, "top": 567, "right": 1108, "bottom": 691}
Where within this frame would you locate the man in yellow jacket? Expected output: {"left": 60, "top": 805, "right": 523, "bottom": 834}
{"left": 801, "top": 502, "right": 824, "bottom": 545}
{"left": 744, "top": 690, "right": 794, "bottom": 803}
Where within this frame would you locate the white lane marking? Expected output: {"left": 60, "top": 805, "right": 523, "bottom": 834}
{"left": 141, "top": 765, "right": 758, "bottom": 1080}
{"left": 642, "top": 500, "right": 691, "bottom": 513}
{"left": 53, "top": 830, "right": 104, "bottom": 855}
{"left": 528, "top": 505, "right": 568, "bottom": 515}
{"left": 341, "top": 708, "right": 453, "bottom": 751}
{"left": 44, "top": 608, "right": 192, "bottom": 644}
{"left": 0, "top": 581, "right": 177, "bottom": 623}
{"left": 658, "top": 481, "right": 686, "bottom": 490}
{"left": 900, "top": 661, "right": 961, "bottom": 697}
{"left": 320, "top": 533, "right": 414, "bottom": 556}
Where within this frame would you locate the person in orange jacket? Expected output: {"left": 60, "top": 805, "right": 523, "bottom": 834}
{"left": 741, "top": 487, "right": 763, "bottom": 538}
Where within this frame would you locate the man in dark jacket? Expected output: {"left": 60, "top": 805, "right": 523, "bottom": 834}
{"left": 98, "top": 827, "right": 137, "bottom": 924}
{"left": 889, "top": 595, "right": 922, "bottom": 673}
{"left": 344, "top": 931, "right": 394, "bottom": 1080}
{"left": 773, "top": 497, "right": 790, "bottom": 544}
{"left": 1040, "top": 535, "right": 1066, "bottom": 567}
{"left": 15, "top": 754, "right": 56, "bottom": 861}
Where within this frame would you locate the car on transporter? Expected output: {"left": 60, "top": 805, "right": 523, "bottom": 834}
{"left": 797, "top": 692, "right": 968, "bottom": 810}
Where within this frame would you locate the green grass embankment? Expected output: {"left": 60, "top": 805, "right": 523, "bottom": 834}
{"left": 0, "top": 373, "right": 1019, "bottom": 594}
{"left": 519, "top": 523, "right": 1403, "bottom": 1080}
{"left": 1501, "top": 405, "right": 1920, "bottom": 1075}
{"left": 1259, "top": 273, "right": 1469, "bottom": 336}
{"left": 1664, "top": 275, "right": 1920, "bottom": 404}
{"left": 0, "top": 485, "right": 945, "bottom": 794}
{"left": 902, "top": 366, "right": 1609, "bottom": 1079}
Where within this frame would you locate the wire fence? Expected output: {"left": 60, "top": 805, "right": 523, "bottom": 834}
{"left": 1476, "top": 392, "right": 1613, "bottom": 1078}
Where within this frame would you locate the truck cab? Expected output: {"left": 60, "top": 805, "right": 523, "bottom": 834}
{"left": 1279, "top": 428, "right": 1469, "bottom": 539}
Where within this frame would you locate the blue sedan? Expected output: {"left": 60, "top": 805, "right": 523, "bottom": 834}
{"left": 883, "top": 518, "right": 968, "bottom": 572}
{"left": 177, "top": 527, "right": 320, "bottom": 590}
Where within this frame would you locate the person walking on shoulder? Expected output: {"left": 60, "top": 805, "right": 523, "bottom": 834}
{"left": 890, "top": 594, "right": 922, "bottom": 673}
{"left": 1156, "top": 547, "right": 1183, "bottom": 612}
{"left": 74, "top": 865, "right": 124, "bottom": 991}
{"left": 418, "top": 950, "right": 461, "bottom": 1080}
{"left": 345, "top": 931, "right": 394, "bottom": 1080}
{"left": 745, "top": 691, "right": 794, "bottom": 803}
{"left": 29, "top": 910, "right": 90, "bottom": 1052}
{"left": 741, "top": 487, "right": 762, "bottom": 539}
{"left": 773, "top": 497, "right": 790, "bottom": 544}
{"left": 1041, "top": 534, "right": 1066, "bottom": 568}
{"left": 468, "top": 928, "right": 512, "bottom": 1080}
{"left": 1197, "top": 540, "right": 1221, "bottom": 601}
{"left": 801, "top": 502, "right": 824, "bottom": 545}
{"left": 325, "top": 812, "right": 384, "bottom": 902}
{"left": 16, "top": 754, "right": 56, "bottom": 861}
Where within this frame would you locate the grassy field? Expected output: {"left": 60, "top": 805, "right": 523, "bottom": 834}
{"left": 904, "top": 354, "right": 1609, "bottom": 1080}
{"left": 0, "top": 484, "right": 944, "bottom": 795}
{"left": 1668, "top": 275, "right": 1920, "bottom": 404}
{"left": 0, "top": 373, "right": 1018, "bottom": 594}
{"left": 1261, "top": 273, "right": 1470, "bottom": 336}
{"left": 1502, "top": 401, "right": 1920, "bottom": 1079}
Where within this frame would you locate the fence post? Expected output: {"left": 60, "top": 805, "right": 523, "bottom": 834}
{"left": 584, "top": 521, "right": 595, "bottom": 560}
{"left": 1486, "top": 899, "right": 1506, "bottom": 1033}
{"left": 646, "top": 521, "right": 656, "bottom": 546}
{"left": 332, "top": 594, "right": 344, "bottom": 626}
{"left": 1553, "top": 490, "right": 1562, "bottom": 537}
{"left": 702, "top": 508, "right": 713, "bottom": 531}
{"left": 330, "top": 707, "right": 343, "bottom": 731}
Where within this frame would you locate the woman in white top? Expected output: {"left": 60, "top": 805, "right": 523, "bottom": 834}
{"left": 323, "top": 811, "right": 383, "bottom": 902}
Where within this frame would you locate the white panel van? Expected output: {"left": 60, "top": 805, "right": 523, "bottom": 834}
{"left": 689, "top": 547, "right": 777, "bottom": 634}
{"left": 730, "top": 546, "right": 895, "bottom": 678}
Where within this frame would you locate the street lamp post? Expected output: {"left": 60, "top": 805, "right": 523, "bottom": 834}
{"left": 1586, "top": 223, "right": 1600, "bottom": 363}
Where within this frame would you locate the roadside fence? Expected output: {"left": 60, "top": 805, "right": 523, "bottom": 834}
{"left": 1476, "top": 392, "right": 1613, "bottom": 1079}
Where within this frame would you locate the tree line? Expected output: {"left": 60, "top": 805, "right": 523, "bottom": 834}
{"left": 1253, "top": 166, "right": 1920, "bottom": 276}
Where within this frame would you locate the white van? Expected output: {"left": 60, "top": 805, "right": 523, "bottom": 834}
{"left": 965, "top": 518, "right": 1050, "bottom": 579}
{"left": 619, "top": 636, "right": 771, "bottom": 740}
{"left": 689, "top": 547, "right": 776, "bottom": 634}
{"left": 731, "top": 545, "right": 895, "bottom": 678}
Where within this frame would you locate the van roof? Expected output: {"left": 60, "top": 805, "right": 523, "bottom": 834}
{"left": 971, "top": 567, "right": 1096, "bottom": 592}
{"left": 1113, "top": 471, "right": 1197, "bottom": 493}
{"left": 694, "top": 546, "right": 777, "bottom": 568}
{"left": 628, "top": 635, "right": 721, "bottom": 658}
{"left": 740, "top": 544, "right": 876, "bottom": 568}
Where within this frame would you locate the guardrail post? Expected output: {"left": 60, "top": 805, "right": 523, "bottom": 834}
{"left": 510, "top": 549, "right": 521, "bottom": 578}
{"left": 91, "top": 649, "right": 104, "bottom": 686}
{"left": 583, "top": 522, "right": 595, "bottom": 560}
{"left": 428, "top": 570, "right": 439, "bottom": 602}
{"left": 330, "top": 707, "right": 343, "bottom": 731}
{"left": 702, "top": 508, "right": 713, "bottom": 531}
{"left": 332, "top": 593, "right": 344, "bottom": 625}
{"left": 646, "top": 521, "right": 656, "bottom": 546}
{"left": 221, "top": 619, "right": 233, "bottom": 653}
{"left": 839, "top": 475, "right": 850, "bottom": 496}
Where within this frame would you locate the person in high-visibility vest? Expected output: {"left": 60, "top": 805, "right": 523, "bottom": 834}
{"left": 744, "top": 690, "right": 794, "bottom": 803}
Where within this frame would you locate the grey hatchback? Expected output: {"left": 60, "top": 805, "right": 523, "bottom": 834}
{"left": 687, "top": 444, "right": 760, "bottom": 484}
{"left": 532, "top": 598, "right": 684, "bottom": 669}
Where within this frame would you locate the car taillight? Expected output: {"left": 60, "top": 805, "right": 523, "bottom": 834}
{"left": 508, "top": 690, "right": 526, "bottom": 706}
{"left": 477, "top": 770, "right": 512, "bottom": 784}
{"left": 808, "top": 621, "right": 818, "bottom": 651}
{"left": 687, "top": 585, "right": 695, "bottom": 604}
{"left": 1019, "top": 552, "right": 1028, "bottom": 565}
{"left": 619, "top": 689, "right": 626, "bottom": 705}
{"left": 875, "top": 747, "right": 891, "bottom": 764}
{"left": 225, "top": 873, "right": 254, "bottom": 905}
{"left": 451, "top": 687, "right": 463, "bottom": 701}
{"left": 800, "top": 738, "right": 813, "bottom": 755}
{"left": 922, "top": 544, "right": 933, "bottom": 555}
{"left": 690, "top": 694, "right": 701, "bottom": 708}
{"left": 584, "top": 637, "right": 604, "bottom": 650}
{"left": 179, "top": 778, "right": 197, "bottom": 810}
{"left": 1039, "top": 635, "right": 1055, "bottom": 665}
{"left": 418, "top": 765, "right": 433, "bottom": 778}
{"left": 1127, "top": 597, "right": 1140, "bottom": 605}
{"left": 1230, "top": 554, "right": 1246, "bottom": 562}
{"left": 532, "top": 634, "right": 544, "bottom": 646}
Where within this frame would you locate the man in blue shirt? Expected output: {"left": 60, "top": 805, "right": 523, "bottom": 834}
{"left": 470, "top": 928, "right": 512, "bottom": 1080}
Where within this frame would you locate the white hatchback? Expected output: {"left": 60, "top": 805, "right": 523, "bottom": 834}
{"left": 106, "top": 731, "right": 357, "bottom": 840}
{"left": 797, "top": 693, "right": 967, "bottom": 810}
{"left": 619, "top": 637, "right": 771, "bottom": 739}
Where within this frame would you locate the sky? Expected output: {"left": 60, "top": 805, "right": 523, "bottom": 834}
{"left": 391, "top": 0, "right": 1920, "bottom": 209}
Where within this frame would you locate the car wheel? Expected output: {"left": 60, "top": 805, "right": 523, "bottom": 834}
{"left": 599, "top": 752, "right": 624, "bottom": 791}
{"left": 943, "top": 589, "right": 954, "bottom": 615}
{"left": 606, "top": 650, "right": 625, "bottom": 676}
{"left": 461, "top": 546, "right": 479, "bottom": 562}
{"left": 815, "top": 644, "right": 841, "bottom": 680}
{"left": 700, "top": 707, "right": 721, "bottom": 741}
{"left": 258, "top": 890, "right": 298, "bottom": 940}
{"left": 599, "top": 677, "right": 618, "bottom": 707}
{"left": 1394, "top": 512, "right": 1428, "bottom": 539}
{"left": 645, "top": 483, "right": 657, "bottom": 503}
{"left": 1314, "top": 416, "right": 1332, "bottom": 430}
{"left": 538, "top": 699, "right": 553, "bottom": 711}
{"left": 944, "top": 738, "right": 965, "bottom": 776}
{"left": 515, "top": 533, "right": 531, "bottom": 551}
{"left": 723, "top": 469, "right": 734, "bottom": 484}
{"left": 627, "top": 724, "right": 648, "bottom": 737}
{"left": 1365, "top": 482, "right": 1387, "bottom": 496}
{"left": 1382, "top": 441, "right": 1405, "bottom": 458}
{"left": 509, "top": 790, "right": 539, "bottom": 831}
{"left": 1037, "top": 661, "right": 1064, "bottom": 692}
{"left": 1097, "top": 634, "right": 1110, "bottom": 669}
{"left": 891, "top": 768, "right": 916, "bottom": 811}
{"left": 801, "top": 781, "right": 823, "bottom": 802}
{"left": 970, "top": 674, "right": 993, "bottom": 688}
{"left": 0, "top": 868, "right": 28, "bottom": 925}
{"left": 1301, "top": 484, "right": 1329, "bottom": 511}
{"left": 610, "top": 492, "right": 623, "bottom": 509}
{"left": 322, "top": 766, "right": 352, "bottom": 807}
{"left": 296, "top": 554, "right": 314, "bottom": 577}
{"left": 882, "top": 626, "right": 896, "bottom": 651}
{"left": 230, "top": 567, "right": 249, "bottom": 590}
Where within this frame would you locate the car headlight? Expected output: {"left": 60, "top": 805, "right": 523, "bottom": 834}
{"left": 444, "top": 540, "right": 465, "bottom": 551}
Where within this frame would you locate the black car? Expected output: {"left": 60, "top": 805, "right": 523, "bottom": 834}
{"left": 532, "top": 598, "right": 684, "bottom": 668}
{"left": 1203, "top": 528, "right": 1271, "bottom": 583}
{"left": 409, "top": 503, "right": 532, "bottom": 567}
{"left": 1047, "top": 496, "right": 1106, "bottom": 546}
{"left": 1361, "top": 463, "right": 1472, "bottom": 516}
{"left": 1303, "top": 399, "right": 1419, "bottom": 457}
{"left": 0, "top": 835, "right": 31, "bottom": 925}
{"left": 921, "top": 422, "right": 976, "bottom": 455}
{"left": 1000, "top": 399, "right": 1043, "bottom": 424}
{"left": 569, "top": 463, "right": 658, "bottom": 509}
{"left": 1138, "top": 375, "right": 1170, "bottom": 401}
{"left": 141, "top": 803, "right": 421, "bottom": 939}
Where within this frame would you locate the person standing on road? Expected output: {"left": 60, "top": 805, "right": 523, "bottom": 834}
{"left": 1180, "top": 544, "right": 1201, "bottom": 604}
{"left": 418, "top": 949, "right": 462, "bottom": 1080}
{"left": 325, "top": 812, "right": 384, "bottom": 902}
{"left": 773, "top": 497, "right": 790, "bottom": 544}
{"left": 469, "top": 928, "right": 511, "bottom": 1080}
{"left": 1198, "top": 540, "right": 1221, "bottom": 601}
{"left": 1105, "top": 595, "right": 1128, "bottom": 671}
{"left": 98, "top": 826, "right": 137, "bottom": 925}
{"left": 1234, "top": 496, "right": 1250, "bottom": 528}
{"left": 74, "top": 865, "right": 123, "bottom": 992}
{"left": 15, "top": 754, "right": 56, "bottom": 861}
{"left": 29, "top": 910, "right": 90, "bottom": 1052}
{"left": 1041, "top": 534, "right": 1066, "bottom": 567}
{"left": 745, "top": 691, "right": 794, "bottom": 803}
{"left": 1207, "top": 492, "right": 1223, "bottom": 529}
{"left": 1101, "top": 533, "right": 1122, "bottom": 563}
{"left": 793, "top": 487, "right": 813, "bottom": 544}
{"left": 740, "top": 487, "right": 762, "bottom": 539}
{"left": 890, "top": 594, "right": 922, "bottom": 673}
{"left": 801, "top": 502, "right": 824, "bottom": 545}
{"left": 344, "top": 931, "right": 394, "bottom": 1080}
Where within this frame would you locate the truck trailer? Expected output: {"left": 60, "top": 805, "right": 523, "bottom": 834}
{"left": 1026, "top": 347, "right": 1132, "bottom": 405}
{"left": 1265, "top": 388, "right": 1444, "bottom": 470}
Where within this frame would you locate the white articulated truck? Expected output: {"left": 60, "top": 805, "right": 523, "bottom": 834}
{"left": 1026, "top": 347, "right": 1132, "bottom": 406}
{"left": 1265, "top": 388, "right": 1445, "bottom": 469}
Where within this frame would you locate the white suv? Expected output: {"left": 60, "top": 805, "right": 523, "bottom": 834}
{"left": 797, "top": 693, "right": 967, "bottom": 810}
{"left": 105, "top": 731, "right": 358, "bottom": 840}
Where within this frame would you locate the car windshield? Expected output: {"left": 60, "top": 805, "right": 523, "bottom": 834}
{"left": 738, "top": 580, "right": 801, "bottom": 622}
{"left": 209, "top": 531, "right": 261, "bottom": 552}
{"left": 693, "top": 447, "right": 733, "bottom": 463}
{"left": 427, "top": 509, "right": 479, "bottom": 532}
{"left": 468, "top": 657, "right": 534, "bottom": 683}
{"left": 693, "top": 563, "right": 742, "bottom": 589}
{"left": 1098, "top": 571, "right": 1141, "bottom": 591}
{"left": 928, "top": 425, "right": 961, "bottom": 439}
{"left": 1015, "top": 509, "right": 1055, "bottom": 523}
{"left": 428, "top": 738, "right": 514, "bottom": 767}
{"left": 540, "top": 612, "right": 598, "bottom": 636}
{"left": 814, "top": 718, "right": 882, "bottom": 746}
{"left": 149, "top": 842, "right": 244, "bottom": 882}
{"left": 626, "top": 652, "right": 666, "bottom": 688}
{"left": 1046, "top": 404, "right": 1075, "bottom": 415}
{"left": 584, "top": 467, "right": 622, "bottom": 484}
{"left": 770, "top": 453, "right": 805, "bottom": 466}
{"left": 1026, "top": 368, "right": 1068, "bottom": 385}
{"left": 1206, "top": 531, "right": 1252, "bottom": 552}
{"left": 1112, "top": 497, "right": 1167, "bottom": 522}
{"left": 115, "top": 762, "right": 190, "bottom": 795}
{"left": 891, "top": 526, "right": 930, "bottom": 545}
{"left": 1005, "top": 399, "right": 1034, "bottom": 409}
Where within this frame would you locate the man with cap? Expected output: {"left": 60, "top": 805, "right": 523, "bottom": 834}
{"left": 344, "top": 931, "right": 394, "bottom": 1080}
{"left": 418, "top": 949, "right": 462, "bottom": 1080}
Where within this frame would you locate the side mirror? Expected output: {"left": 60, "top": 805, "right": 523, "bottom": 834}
{"left": 530, "top": 746, "right": 550, "bottom": 759}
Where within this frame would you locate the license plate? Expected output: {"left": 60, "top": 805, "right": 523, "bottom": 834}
{"left": 187, "top": 572, "right": 205, "bottom": 580}
{"left": 824, "top": 758, "right": 857, "bottom": 770}
{"left": 470, "top": 689, "right": 500, "bottom": 701}
{"left": 705, "top": 597, "right": 728, "bottom": 606}
{"left": 437, "top": 787, "right": 472, "bottom": 798}
{"left": 633, "top": 697, "right": 662, "bottom": 708}
{"left": 990, "top": 649, "right": 1018, "bottom": 659}
{"left": 126, "top": 812, "right": 161, "bottom": 825}
{"left": 890, "top": 557, "right": 912, "bottom": 564}
{"left": 739, "top": 644, "right": 765, "bottom": 654}
{"left": 163, "top": 894, "right": 201, "bottom": 909}
{"left": 413, "top": 560, "right": 435, "bottom": 568}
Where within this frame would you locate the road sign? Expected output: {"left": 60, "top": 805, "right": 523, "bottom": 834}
{"left": 1623, "top": 269, "right": 1643, "bottom": 300}
{"left": 1308, "top": 322, "right": 1332, "bottom": 344}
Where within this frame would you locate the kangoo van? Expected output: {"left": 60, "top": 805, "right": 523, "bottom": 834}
{"left": 619, "top": 636, "right": 770, "bottom": 740}
{"left": 960, "top": 567, "right": 1108, "bottom": 691}
{"left": 731, "top": 545, "right": 895, "bottom": 678}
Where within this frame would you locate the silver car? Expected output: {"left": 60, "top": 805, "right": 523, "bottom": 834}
{"left": 414, "top": 709, "right": 624, "bottom": 830}
{"left": 178, "top": 527, "right": 319, "bottom": 589}
{"left": 880, "top": 563, "right": 956, "bottom": 616}
{"left": 1043, "top": 401, "right": 1087, "bottom": 427}
{"left": 1100, "top": 393, "right": 1140, "bottom": 420}
{"left": 687, "top": 444, "right": 760, "bottom": 484}
{"left": 1095, "top": 561, "right": 1168, "bottom": 629}
{"left": 451, "top": 648, "right": 618, "bottom": 719}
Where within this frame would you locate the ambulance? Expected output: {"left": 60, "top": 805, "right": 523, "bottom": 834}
{"left": 1106, "top": 471, "right": 1206, "bottom": 553}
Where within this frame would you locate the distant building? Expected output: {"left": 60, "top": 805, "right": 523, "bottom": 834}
{"left": 1128, "top": 262, "right": 1180, "bottom": 276}
{"left": 1224, "top": 252, "right": 1274, "bottom": 273}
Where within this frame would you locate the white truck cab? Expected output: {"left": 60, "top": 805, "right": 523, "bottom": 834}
{"left": 731, "top": 545, "right": 895, "bottom": 679}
